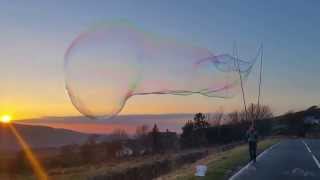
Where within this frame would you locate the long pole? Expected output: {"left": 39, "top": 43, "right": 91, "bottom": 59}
{"left": 256, "top": 44, "right": 263, "bottom": 123}
{"left": 234, "top": 43, "right": 248, "bottom": 122}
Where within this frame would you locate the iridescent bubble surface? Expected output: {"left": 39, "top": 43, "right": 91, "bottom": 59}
{"left": 64, "top": 23, "right": 258, "bottom": 119}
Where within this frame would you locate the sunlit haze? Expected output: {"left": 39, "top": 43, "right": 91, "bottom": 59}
{"left": 0, "top": 1, "right": 319, "bottom": 121}
{"left": 1, "top": 115, "right": 12, "bottom": 123}
{"left": 1, "top": 1, "right": 320, "bottom": 180}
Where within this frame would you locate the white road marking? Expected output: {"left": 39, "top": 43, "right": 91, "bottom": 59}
{"left": 229, "top": 142, "right": 280, "bottom": 180}
{"left": 302, "top": 140, "right": 320, "bottom": 169}
{"left": 302, "top": 140, "right": 311, "bottom": 153}
{"left": 312, "top": 155, "right": 320, "bottom": 169}
{"left": 229, "top": 160, "right": 253, "bottom": 180}
{"left": 256, "top": 142, "right": 279, "bottom": 161}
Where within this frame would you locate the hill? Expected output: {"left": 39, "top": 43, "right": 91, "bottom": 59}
{"left": 17, "top": 114, "right": 194, "bottom": 134}
{"left": 0, "top": 123, "right": 91, "bottom": 151}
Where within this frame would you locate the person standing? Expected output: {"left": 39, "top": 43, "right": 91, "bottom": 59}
{"left": 247, "top": 126, "right": 258, "bottom": 163}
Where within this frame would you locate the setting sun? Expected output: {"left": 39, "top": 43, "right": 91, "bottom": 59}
{"left": 1, "top": 115, "right": 12, "bottom": 123}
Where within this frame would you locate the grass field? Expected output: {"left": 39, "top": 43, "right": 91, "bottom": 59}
{"left": 162, "top": 138, "right": 279, "bottom": 180}
{"left": 0, "top": 156, "right": 160, "bottom": 180}
{"left": 0, "top": 139, "right": 279, "bottom": 180}
{"left": 0, "top": 152, "right": 193, "bottom": 180}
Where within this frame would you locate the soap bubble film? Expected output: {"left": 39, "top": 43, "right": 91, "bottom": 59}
{"left": 64, "top": 23, "right": 259, "bottom": 119}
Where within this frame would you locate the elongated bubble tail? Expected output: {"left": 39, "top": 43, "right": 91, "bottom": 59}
{"left": 64, "top": 22, "right": 261, "bottom": 120}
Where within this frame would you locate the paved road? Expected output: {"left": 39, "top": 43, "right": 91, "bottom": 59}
{"left": 230, "top": 139, "right": 320, "bottom": 180}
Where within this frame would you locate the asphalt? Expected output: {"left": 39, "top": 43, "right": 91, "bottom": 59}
{"left": 230, "top": 139, "right": 320, "bottom": 180}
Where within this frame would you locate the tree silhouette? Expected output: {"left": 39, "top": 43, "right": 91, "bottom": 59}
{"left": 150, "top": 124, "right": 161, "bottom": 153}
{"left": 181, "top": 113, "right": 210, "bottom": 148}
{"left": 194, "top": 113, "right": 210, "bottom": 129}
{"left": 180, "top": 120, "right": 195, "bottom": 148}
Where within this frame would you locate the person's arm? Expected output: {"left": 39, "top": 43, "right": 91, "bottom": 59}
{"left": 245, "top": 131, "right": 249, "bottom": 141}
{"left": 255, "top": 131, "right": 258, "bottom": 142}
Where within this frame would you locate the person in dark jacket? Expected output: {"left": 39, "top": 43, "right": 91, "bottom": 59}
{"left": 247, "top": 125, "right": 258, "bottom": 162}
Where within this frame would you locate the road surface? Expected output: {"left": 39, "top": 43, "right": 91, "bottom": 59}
{"left": 230, "top": 139, "right": 320, "bottom": 180}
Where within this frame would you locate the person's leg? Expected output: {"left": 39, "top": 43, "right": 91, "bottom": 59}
{"left": 249, "top": 142, "right": 254, "bottom": 161}
{"left": 253, "top": 142, "right": 257, "bottom": 162}
{"left": 248, "top": 142, "right": 251, "bottom": 161}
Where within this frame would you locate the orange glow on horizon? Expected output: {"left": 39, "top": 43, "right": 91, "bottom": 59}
{"left": 9, "top": 124, "right": 49, "bottom": 180}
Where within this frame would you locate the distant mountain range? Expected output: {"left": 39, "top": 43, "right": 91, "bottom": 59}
{"left": 17, "top": 114, "right": 194, "bottom": 134}
{"left": 0, "top": 123, "right": 90, "bottom": 151}
{"left": 0, "top": 114, "right": 194, "bottom": 151}
{"left": 2, "top": 107, "right": 319, "bottom": 151}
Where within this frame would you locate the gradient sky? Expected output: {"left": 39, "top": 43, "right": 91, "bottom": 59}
{"left": 1, "top": 0, "right": 319, "bottom": 120}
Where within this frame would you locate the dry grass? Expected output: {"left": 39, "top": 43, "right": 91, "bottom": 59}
{"left": 160, "top": 138, "right": 279, "bottom": 180}
{"left": 0, "top": 153, "right": 178, "bottom": 180}
{"left": 0, "top": 139, "right": 279, "bottom": 180}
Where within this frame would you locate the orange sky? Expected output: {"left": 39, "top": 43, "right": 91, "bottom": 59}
{"left": 2, "top": 1, "right": 320, "bottom": 121}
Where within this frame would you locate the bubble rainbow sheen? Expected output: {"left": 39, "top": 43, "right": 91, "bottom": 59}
{"left": 64, "top": 22, "right": 258, "bottom": 120}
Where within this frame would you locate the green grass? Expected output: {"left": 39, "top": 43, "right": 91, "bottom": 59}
{"left": 175, "top": 138, "right": 279, "bottom": 180}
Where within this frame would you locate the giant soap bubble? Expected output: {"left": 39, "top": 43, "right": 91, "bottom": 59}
{"left": 64, "top": 23, "right": 259, "bottom": 119}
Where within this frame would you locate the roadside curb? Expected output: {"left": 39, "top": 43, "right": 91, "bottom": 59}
{"left": 228, "top": 141, "right": 281, "bottom": 180}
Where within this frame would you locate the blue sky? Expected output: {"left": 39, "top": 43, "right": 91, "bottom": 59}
{"left": 0, "top": 0, "right": 319, "bottom": 119}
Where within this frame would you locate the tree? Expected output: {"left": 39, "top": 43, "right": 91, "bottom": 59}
{"left": 180, "top": 113, "right": 210, "bottom": 149}
{"left": 111, "top": 128, "right": 128, "bottom": 141}
{"left": 134, "top": 124, "right": 151, "bottom": 153}
{"left": 150, "top": 124, "right": 161, "bottom": 153}
{"left": 209, "top": 110, "right": 224, "bottom": 126}
{"left": 180, "top": 120, "right": 195, "bottom": 148}
{"left": 194, "top": 113, "right": 210, "bottom": 129}
{"left": 228, "top": 111, "right": 240, "bottom": 124}
{"left": 104, "top": 141, "right": 123, "bottom": 159}
{"left": 247, "top": 103, "right": 273, "bottom": 122}
{"left": 80, "top": 135, "right": 98, "bottom": 163}
{"left": 135, "top": 124, "right": 149, "bottom": 138}
{"left": 226, "top": 104, "right": 273, "bottom": 124}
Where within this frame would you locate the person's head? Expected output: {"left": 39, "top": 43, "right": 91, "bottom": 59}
{"left": 249, "top": 125, "right": 255, "bottom": 132}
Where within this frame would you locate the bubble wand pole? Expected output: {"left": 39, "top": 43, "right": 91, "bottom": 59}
{"left": 233, "top": 43, "right": 248, "bottom": 123}
{"left": 256, "top": 44, "right": 263, "bottom": 123}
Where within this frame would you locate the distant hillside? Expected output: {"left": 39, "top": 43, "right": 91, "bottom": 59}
{"left": 271, "top": 105, "right": 320, "bottom": 136}
{"left": 275, "top": 105, "right": 320, "bottom": 121}
{"left": 0, "top": 123, "right": 91, "bottom": 151}
{"left": 17, "top": 114, "right": 194, "bottom": 134}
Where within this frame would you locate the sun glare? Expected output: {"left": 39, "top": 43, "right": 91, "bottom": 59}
{"left": 1, "top": 115, "right": 12, "bottom": 123}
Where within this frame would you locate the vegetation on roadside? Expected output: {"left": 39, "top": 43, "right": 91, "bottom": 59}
{"left": 169, "top": 138, "right": 279, "bottom": 180}
{"left": 2, "top": 104, "right": 320, "bottom": 179}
